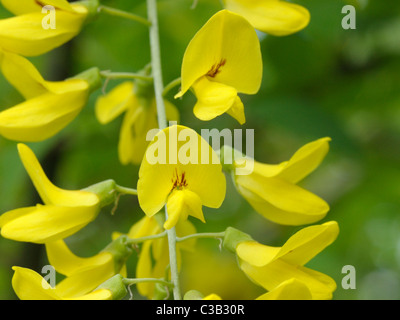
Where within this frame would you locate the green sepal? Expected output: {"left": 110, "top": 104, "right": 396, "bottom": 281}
{"left": 96, "top": 274, "right": 127, "bottom": 300}
{"left": 102, "top": 235, "right": 133, "bottom": 273}
{"left": 152, "top": 282, "right": 172, "bottom": 300}
{"left": 71, "top": 67, "right": 102, "bottom": 93}
{"left": 218, "top": 145, "right": 246, "bottom": 173}
{"left": 183, "top": 289, "right": 204, "bottom": 300}
{"left": 83, "top": 179, "right": 117, "bottom": 208}
{"left": 223, "top": 227, "right": 253, "bottom": 253}
{"left": 75, "top": 0, "right": 100, "bottom": 20}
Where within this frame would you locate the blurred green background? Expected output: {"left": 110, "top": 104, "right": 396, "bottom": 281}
{"left": 1, "top": 0, "right": 400, "bottom": 300}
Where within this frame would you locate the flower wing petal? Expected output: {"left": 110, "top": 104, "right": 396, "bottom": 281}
{"left": 224, "top": 0, "right": 310, "bottom": 36}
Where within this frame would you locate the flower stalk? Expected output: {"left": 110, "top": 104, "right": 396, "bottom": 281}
{"left": 100, "top": 71, "right": 153, "bottom": 82}
{"left": 146, "top": 0, "right": 181, "bottom": 300}
{"left": 98, "top": 5, "right": 152, "bottom": 26}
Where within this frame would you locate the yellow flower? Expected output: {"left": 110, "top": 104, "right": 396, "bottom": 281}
{"left": 223, "top": 137, "right": 331, "bottom": 225}
{"left": 11, "top": 267, "right": 126, "bottom": 300}
{"left": 116, "top": 215, "right": 196, "bottom": 299}
{"left": 137, "top": 125, "right": 226, "bottom": 230}
{"left": 224, "top": 221, "right": 339, "bottom": 300}
{"left": 95, "top": 81, "right": 179, "bottom": 165}
{"left": 0, "top": 0, "right": 90, "bottom": 56}
{"left": 44, "top": 236, "right": 132, "bottom": 298}
{"left": 222, "top": 0, "right": 310, "bottom": 36}
{"left": 0, "top": 144, "right": 101, "bottom": 243}
{"left": 256, "top": 278, "right": 312, "bottom": 300}
{"left": 0, "top": 50, "right": 100, "bottom": 142}
{"left": 175, "top": 10, "right": 262, "bottom": 125}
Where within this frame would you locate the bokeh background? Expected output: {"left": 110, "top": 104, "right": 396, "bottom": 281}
{"left": 1, "top": 0, "right": 400, "bottom": 300}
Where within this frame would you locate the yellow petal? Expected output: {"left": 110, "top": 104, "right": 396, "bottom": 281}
{"left": 118, "top": 105, "right": 158, "bottom": 165}
{"left": 0, "top": 204, "right": 98, "bottom": 243}
{"left": 69, "top": 289, "right": 112, "bottom": 300}
{"left": 95, "top": 82, "right": 135, "bottom": 124}
{"left": 275, "top": 137, "right": 331, "bottom": 184}
{"left": 11, "top": 266, "right": 113, "bottom": 300}
{"left": 17, "top": 144, "right": 99, "bottom": 208}
{"left": 176, "top": 219, "right": 197, "bottom": 252}
{"left": 118, "top": 106, "right": 144, "bottom": 165}
{"left": 203, "top": 294, "right": 222, "bottom": 300}
{"left": 236, "top": 173, "right": 329, "bottom": 225}
{"left": 12, "top": 267, "right": 60, "bottom": 300}
{"left": 237, "top": 222, "right": 339, "bottom": 267}
{"left": 226, "top": 96, "right": 246, "bottom": 125}
{"left": 165, "top": 99, "right": 180, "bottom": 123}
{"left": 236, "top": 241, "right": 281, "bottom": 267}
{"left": 192, "top": 76, "right": 237, "bottom": 122}
{"left": 138, "top": 125, "right": 226, "bottom": 217}
{"left": 0, "top": 82, "right": 89, "bottom": 142}
{"left": 178, "top": 9, "right": 262, "bottom": 97}
{"left": 1, "top": 0, "right": 77, "bottom": 15}
{"left": 240, "top": 259, "right": 336, "bottom": 300}
{"left": 277, "top": 221, "right": 339, "bottom": 266}
{"left": 54, "top": 261, "right": 115, "bottom": 298}
{"left": 224, "top": 0, "right": 310, "bottom": 36}
{"left": 256, "top": 278, "right": 312, "bottom": 300}
{"left": 0, "top": 50, "right": 48, "bottom": 99}
{"left": 0, "top": 50, "right": 90, "bottom": 100}
{"left": 165, "top": 190, "right": 186, "bottom": 230}
{"left": 136, "top": 241, "right": 154, "bottom": 297}
{"left": 45, "top": 240, "right": 113, "bottom": 276}
{"left": 127, "top": 216, "right": 161, "bottom": 239}
{"left": 165, "top": 189, "right": 204, "bottom": 229}
{"left": 0, "top": 10, "right": 86, "bottom": 56}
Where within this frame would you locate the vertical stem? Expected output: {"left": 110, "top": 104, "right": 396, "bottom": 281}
{"left": 146, "top": 0, "right": 181, "bottom": 300}
{"left": 147, "top": 0, "right": 168, "bottom": 130}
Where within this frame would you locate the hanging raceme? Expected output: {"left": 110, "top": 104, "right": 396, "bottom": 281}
{"left": 0, "top": 50, "right": 101, "bottom": 142}
{"left": 0, "top": 0, "right": 340, "bottom": 302}
{"left": 175, "top": 9, "right": 262, "bottom": 124}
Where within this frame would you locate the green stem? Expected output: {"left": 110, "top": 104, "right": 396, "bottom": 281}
{"left": 98, "top": 5, "right": 152, "bottom": 26}
{"left": 100, "top": 71, "right": 153, "bottom": 81}
{"left": 115, "top": 184, "right": 138, "bottom": 196}
{"left": 146, "top": 0, "right": 181, "bottom": 300}
{"left": 123, "top": 277, "right": 173, "bottom": 288}
{"left": 176, "top": 231, "right": 226, "bottom": 243}
{"left": 163, "top": 77, "right": 181, "bottom": 96}
{"left": 124, "top": 231, "right": 167, "bottom": 245}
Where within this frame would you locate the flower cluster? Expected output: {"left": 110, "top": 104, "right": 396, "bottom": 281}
{"left": 0, "top": 0, "right": 339, "bottom": 301}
